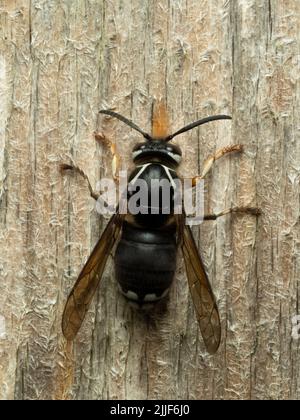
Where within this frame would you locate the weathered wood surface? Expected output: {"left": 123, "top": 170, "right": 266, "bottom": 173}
{"left": 0, "top": 0, "right": 299, "bottom": 400}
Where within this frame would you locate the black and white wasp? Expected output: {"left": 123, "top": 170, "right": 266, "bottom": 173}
{"left": 62, "top": 102, "right": 260, "bottom": 354}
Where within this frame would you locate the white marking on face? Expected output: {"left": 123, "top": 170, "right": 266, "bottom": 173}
{"left": 167, "top": 151, "right": 182, "bottom": 163}
{"left": 132, "top": 150, "right": 142, "bottom": 159}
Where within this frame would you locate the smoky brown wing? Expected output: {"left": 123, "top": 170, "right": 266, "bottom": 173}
{"left": 181, "top": 223, "right": 221, "bottom": 354}
{"left": 62, "top": 213, "right": 123, "bottom": 341}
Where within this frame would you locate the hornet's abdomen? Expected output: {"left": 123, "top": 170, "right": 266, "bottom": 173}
{"left": 115, "top": 223, "right": 177, "bottom": 306}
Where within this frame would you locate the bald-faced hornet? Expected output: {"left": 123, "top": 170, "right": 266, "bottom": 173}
{"left": 62, "top": 102, "right": 260, "bottom": 354}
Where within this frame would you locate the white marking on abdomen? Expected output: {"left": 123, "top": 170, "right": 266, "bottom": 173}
{"left": 144, "top": 288, "right": 170, "bottom": 302}
{"left": 123, "top": 290, "right": 139, "bottom": 301}
{"left": 121, "top": 288, "right": 171, "bottom": 303}
{"left": 144, "top": 293, "right": 159, "bottom": 302}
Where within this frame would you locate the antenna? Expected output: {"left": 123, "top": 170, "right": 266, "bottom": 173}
{"left": 99, "top": 110, "right": 152, "bottom": 141}
{"left": 100, "top": 110, "right": 232, "bottom": 143}
{"left": 165, "top": 115, "right": 232, "bottom": 142}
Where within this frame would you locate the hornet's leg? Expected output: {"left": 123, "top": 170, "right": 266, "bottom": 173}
{"left": 191, "top": 144, "right": 243, "bottom": 186}
{"left": 61, "top": 132, "right": 121, "bottom": 205}
{"left": 204, "top": 206, "right": 261, "bottom": 221}
{"left": 60, "top": 163, "right": 99, "bottom": 201}
{"left": 94, "top": 131, "right": 121, "bottom": 184}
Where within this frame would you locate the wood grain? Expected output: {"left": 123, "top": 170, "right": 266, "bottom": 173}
{"left": 0, "top": 0, "right": 299, "bottom": 400}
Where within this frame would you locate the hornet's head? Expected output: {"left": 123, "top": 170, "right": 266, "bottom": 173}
{"left": 100, "top": 103, "right": 231, "bottom": 168}
{"left": 132, "top": 140, "right": 182, "bottom": 167}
